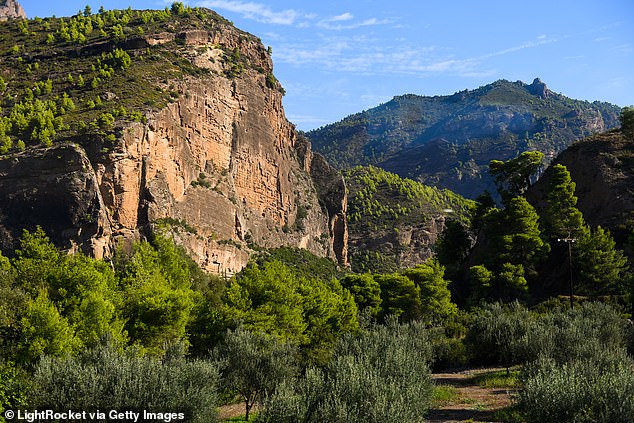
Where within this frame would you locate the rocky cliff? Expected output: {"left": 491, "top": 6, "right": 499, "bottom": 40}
{"left": 527, "top": 129, "right": 634, "bottom": 256}
{"left": 0, "top": 8, "right": 347, "bottom": 273}
{"left": 0, "top": 0, "right": 25, "bottom": 21}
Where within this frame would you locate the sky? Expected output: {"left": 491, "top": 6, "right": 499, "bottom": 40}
{"left": 19, "top": 0, "right": 634, "bottom": 130}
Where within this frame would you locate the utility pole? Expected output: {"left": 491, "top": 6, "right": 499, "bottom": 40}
{"left": 557, "top": 232, "right": 577, "bottom": 309}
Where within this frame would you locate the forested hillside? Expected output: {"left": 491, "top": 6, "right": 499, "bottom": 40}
{"left": 0, "top": 4, "right": 633, "bottom": 423}
{"left": 307, "top": 78, "right": 620, "bottom": 198}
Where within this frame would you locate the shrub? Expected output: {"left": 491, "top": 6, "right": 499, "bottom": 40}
{"left": 465, "top": 301, "right": 535, "bottom": 368}
{"left": 212, "top": 326, "right": 298, "bottom": 421}
{"left": 518, "top": 302, "right": 634, "bottom": 422}
{"left": 257, "top": 318, "right": 433, "bottom": 423}
{"left": 520, "top": 350, "right": 634, "bottom": 423}
{"left": 525, "top": 302, "right": 630, "bottom": 364}
{"left": 33, "top": 340, "right": 220, "bottom": 423}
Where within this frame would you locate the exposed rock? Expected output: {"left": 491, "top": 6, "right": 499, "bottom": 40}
{"left": 309, "top": 153, "right": 349, "bottom": 266}
{"left": 0, "top": 0, "right": 26, "bottom": 21}
{"left": 527, "top": 77, "right": 550, "bottom": 98}
{"left": 0, "top": 15, "right": 347, "bottom": 274}
{"left": 0, "top": 144, "right": 111, "bottom": 258}
{"left": 527, "top": 130, "right": 634, "bottom": 251}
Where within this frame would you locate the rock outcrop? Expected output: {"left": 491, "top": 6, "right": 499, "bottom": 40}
{"left": 0, "top": 15, "right": 347, "bottom": 274}
{"left": 527, "top": 130, "right": 634, "bottom": 253}
{"left": 0, "top": 144, "right": 111, "bottom": 257}
{"left": 0, "top": 0, "right": 25, "bottom": 21}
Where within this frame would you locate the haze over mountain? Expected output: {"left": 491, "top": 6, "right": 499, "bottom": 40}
{"left": 307, "top": 79, "right": 621, "bottom": 199}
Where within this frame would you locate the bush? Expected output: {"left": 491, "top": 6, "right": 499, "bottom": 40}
{"left": 212, "top": 326, "right": 298, "bottom": 421}
{"left": 0, "top": 362, "right": 32, "bottom": 419}
{"left": 33, "top": 340, "right": 220, "bottom": 423}
{"left": 465, "top": 302, "right": 535, "bottom": 368}
{"left": 257, "top": 318, "right": 433, "bottom": 423}
{"left": 525, "top": 302, "right": 630, "bottom": 364}
{"left": 520, "top": 350, "right": 634, "bottom": 423}
{"left": 518, "top": 302, "right": 634, "bottom": 422}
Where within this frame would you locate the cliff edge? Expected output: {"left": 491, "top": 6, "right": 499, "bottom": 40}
{"left": 0, "top": 7, "right": 347, "bottom": 272}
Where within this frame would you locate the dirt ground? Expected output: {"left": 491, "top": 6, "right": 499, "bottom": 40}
{"left": 218, "top": 367, "right": 518, "bottom": 423}
{"left": 426, "top": 368, "right": 518, "bottom": 423}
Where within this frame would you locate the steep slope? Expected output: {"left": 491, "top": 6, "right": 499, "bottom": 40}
{"left": 527, "top": 128, "right": 634, "bottom": 257}
{"left": 306, "top": 79, "right": 621, "bottom": 199}
{"left": 0, "top": 7, "right": 347, "bottom": 273}
{"left": 344, "top": 166, "right": 473, "bottom": 273}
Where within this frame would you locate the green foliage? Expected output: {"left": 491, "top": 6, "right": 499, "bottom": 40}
{"left": 18, "top": 290, "right": 81, "bottom": 364}
{"left": 435, "top": 220, "right": 472, "bottom": 272}
{"left": 224, "top": 261, "right": 306, "bottom": 343}
{"left": 403, "top": 258, "right": 458, "bottom": 325}
{"left": 489, "top": 151, "right": 544, "bottom": 201}
{"left": 224, "top": 260, "right": 358, "bottom": 362}
{"left": 9, "top": 228, "right": 126, "bottom": 362}
{"left": 471, "top": 196, "right": 548, "bottom": 302}
{"left": 620, "top": 106, "right": 634, "bottom": 138}
{"left": 115, "top": 237, "right": 197, "bottom": 355}
{"left": 520, "top": 353, "right": 634, "bottom": 423}
{"left": 6, "top": 97, "right": 65, "bottom": 147}
{"left": 0, "top": 361, "right": 32, "bottom": 419}
{"left": 255, "top": 247, "right": 340, "bottom": 283}
{"left": 170, "top": 2, "right": 188, "bottom": 15}
{"left": 34, "top": 340, "right": 220, "bottom": 423}
{"left": 339, "top": 273, "right": 382, "bottom": 317}
{"left": 526, "top": 302, "right": 630, "bottom": 363}
{"left": 374, "top": 273, "right": 421, "bottom": 322}
{"left": 101, "top": 48, "right": 132, "bottom": 71}
{"left": 465, "top": 302, "right": 534, "bottom": 368}
{"left": 518, "top": 303, "right": 634, "bottom": 423}
{"left": 543, "top": 164, "right": 585, "bottom": 239}
{"left": 257, "top": 319, "right": 433, "bottom": 423}
{"left": 575, "top": 226, "right": 629, "bottom": 296}
{"left": 212, "top": 326, "right": 298, "bottom": 421}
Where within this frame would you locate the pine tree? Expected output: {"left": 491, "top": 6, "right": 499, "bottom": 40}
{"left": 544, "top": 164, "right": 586, "bottom": 240}
{"left": 575, "top": 226, "right": 629, "bottom": 296}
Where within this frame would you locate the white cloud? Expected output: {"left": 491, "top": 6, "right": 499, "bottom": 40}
{"left": 328, "top": 12, "right": 354, "bottom": 22}
{"left": 274, "top": 33, "right": 559, "bottom": 80}
{"left": 317, "top": 16, "right": 393, "bottom": 30}
{"left": 196, "top": 0, "right": 300, "bottom": 25}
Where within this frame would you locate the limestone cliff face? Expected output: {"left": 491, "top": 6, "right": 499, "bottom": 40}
{"left": 0, "top": 24, "right": 347, "bottom": 273}
{"left": 0, "top": 0, "right": 26, "bottom": 21}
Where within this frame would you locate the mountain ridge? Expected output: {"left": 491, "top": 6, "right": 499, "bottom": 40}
{"left": 306, "top": 78, "right": 621, "bottom": 199}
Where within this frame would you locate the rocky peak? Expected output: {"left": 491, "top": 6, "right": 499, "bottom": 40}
{"left": 0, "top": 0, "right": 26, "bottom": 21}
{"left": 528, "top": 77, "right": 550, "bottom": 98}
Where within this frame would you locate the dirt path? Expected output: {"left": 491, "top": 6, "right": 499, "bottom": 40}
{"left": 426, "top": 368, "right": 518, "bottom": 423}
{"left": 219, "top": 367, "right": 518, "bottom": 422}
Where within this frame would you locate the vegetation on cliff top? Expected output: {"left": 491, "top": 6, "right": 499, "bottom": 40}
{"left": 0, "top": 3, "right": 272, "bottom": 154}
{"left": 344, "top": 165, "right": 474, "bottom": 273}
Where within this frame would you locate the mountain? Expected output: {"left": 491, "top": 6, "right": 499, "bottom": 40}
{"left": 344, "top": 165, "right": 473, "bottom": 273}
{"left": 527, "top": 128, "right": 634, "bottom": 258}
{"left": 306, "top": 78, "right": 621, "bottom": 199}
{"left": 0, "top": 0, "right": 26, "bottom": 21}
{"left": 0, "top": 6, "right": 347, "bottom": 273}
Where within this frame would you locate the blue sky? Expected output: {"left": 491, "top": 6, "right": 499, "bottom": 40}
{"left": 20, "top": 0, "right": 634, "bottom": 130}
